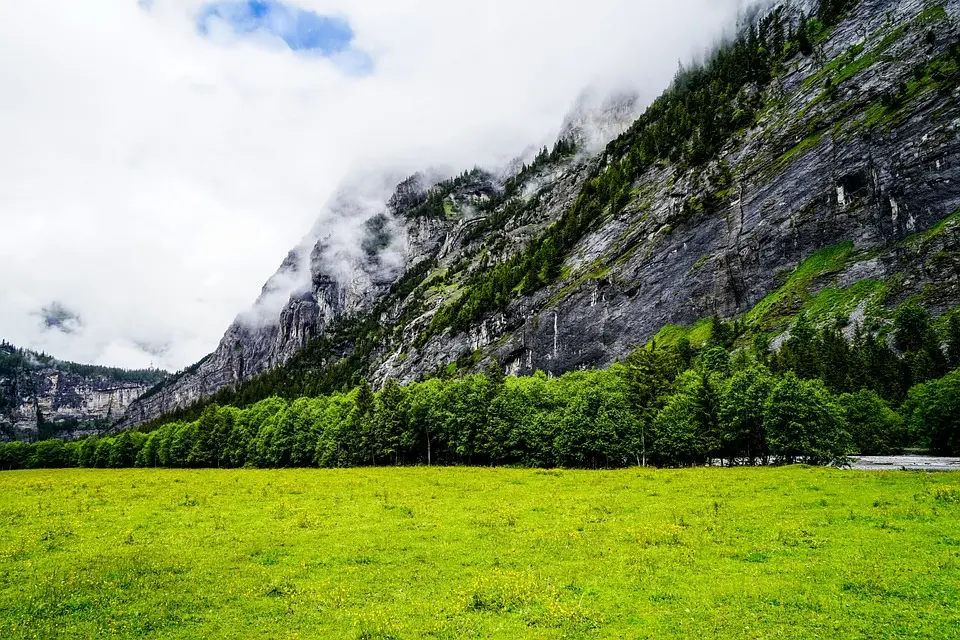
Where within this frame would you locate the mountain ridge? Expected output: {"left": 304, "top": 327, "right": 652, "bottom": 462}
{"left": 121, "top": 0, "right": 960, "bottom": 429}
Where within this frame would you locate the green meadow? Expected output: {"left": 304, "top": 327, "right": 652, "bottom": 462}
{"left": 1, "top": 467, "right": 959, "bottom": 639}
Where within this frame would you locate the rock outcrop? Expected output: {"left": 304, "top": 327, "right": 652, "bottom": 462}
{"left": 0, "top": 343, "right": 163, "bottom": 440}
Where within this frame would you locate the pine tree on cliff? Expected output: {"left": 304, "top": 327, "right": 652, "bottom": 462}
{"left": 797, "top": 14, "right": 813, "bottom": 56}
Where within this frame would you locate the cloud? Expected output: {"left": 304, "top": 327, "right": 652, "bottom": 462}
{"left": 236, "top": 169, "right": 409, "bottom": 329}
{"left": 0, "top": 0, "right": 756, "bottom": 372}
{"left": 37, "top": 302, "right": 83, "bottom": 335}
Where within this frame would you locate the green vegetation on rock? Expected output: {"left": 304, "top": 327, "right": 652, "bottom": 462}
{"left": 0, "top": 342, "right": 167, "bottom": 387}
{"left": 650, "top": 319, "right": 713, "bottom": 349}
{"left": 746, "top": 242, "right": 854, "bottom": 330}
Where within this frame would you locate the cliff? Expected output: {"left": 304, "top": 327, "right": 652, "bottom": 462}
{"left": 0, "top": 342, "right": 166, "bottom": 440}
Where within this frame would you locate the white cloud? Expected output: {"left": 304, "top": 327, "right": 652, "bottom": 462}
{"left": 0, "top": 0, "right": 754, "bottom": 371}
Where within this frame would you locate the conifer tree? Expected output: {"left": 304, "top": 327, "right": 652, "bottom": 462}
{"left": 947, "top": 314, "right": 960, "bottom": 369}
{"left": 797, "top": 14, "right": 813, "bottom": 56}
{"left": 893, "top": 303, "right": 931, "bottom": 355}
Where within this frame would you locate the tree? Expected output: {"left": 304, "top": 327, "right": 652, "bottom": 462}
{"left": 109, "top": 432, "right": 137, "bottom": 468}
{"left": 752, "top": 333, "right": 772, "bottom": 365}
{"left": 700, "top": 346, "right": 731, "bottom": 376}
{"left": 839, "top": 389, "right": 905, "bottom": 455}
{"left": 946, "top": 314, "right": 960, "bottom": 369}
{"left": 137, "top": 432, "right": 160, "bottom": 467}
{"left": 650, "top": 371, "right": 716, "bottom": 467}
{"left": 855, "top": 329, "right": 904, "bottom": 402}
{"left": 697, "top": 369, "right": 723, "bottom": 462}
{"left": 819, "top": 324, "right": 851, "bottom": 393}
{"left": 312, "top": 393, "right": 356, "bottom": 468}
{"left": 908, "top": 345, "right": 945, "bottom": 386}
{"left": 288, "top": 398, "right": 321, "bottom": 467}
{"left": 353, "top": 380, "right": 377, "bottom": 465}
{"left": 93, "top": 438, "right": 114, "bottom": 468}
{"left": 406, "top": 379, "right": 446, "bottom": 466}
{"left": 652, "top": 392, "right": 707, "bottom": 467}
{"left": 226, "top": 399, "right": 279, "bottom": 468}
{"left": 772, "top": 11, "right": 786, "bottom": 58}
{"left": 157, "top": 424, "right": 177, "bottom": 467}
{"left": 708, "top": 316, "right": 734, "bottom": 349}
{"left": 253, "top": 410, "right": 285, "bottom": 468}
{"left": 440, "top": 375, "right": 492, "bottom": 465}
{"left": 555, "top": 370, "right": 637, "bottom": 468}
{"left": 622, "top": 345, "right": 684, "bottom": 465}
{"left": 264, "top": 404, "right": 295, "bottom": 468}
{"left": 718, "top": 366, "right": 774, "bottom": 465}
{"left": 764, "top": 374, "right": 850, "bottom": 466}
{"left": 675, "top": 337, "right": 694, "bottom": 368}
{"left": 243, "top": 397, "right": 288, "bottom": 467}
{"left": 797, "top": 14, "right": 813, "bottom": 56}
{"left": 486, "top": 359, "right": 506, "bottom": 389}
{"left": 78, "top": 437, "right": 98, "bottom": 467}
{"left": 373, "top": 380, "right": 407, "bottom": 465}
{"left": 623, "top": 345, "right": 683, "bottom": 412}
{"left": 190, "top": 404, "right": 227, "bottom": 468}
{"left": 169, "top": 423, "right": 197, "bottom": 468}
{"left": 33, "top": 439, "right": 69, "bottom": 468}
{"left": 478, "top": 375, "right": 559, "bottom": 467}
{"left": 775, "top": 314, "right": 821, "bottom": 380}
{"left": 903, "top": 369, "right": 960, "bottom": 455}
{"left": 0, "top": 442, "right": 27, "bottom": 470}
{"left": 893, "top": 303, "right": 931, "bottom": 354}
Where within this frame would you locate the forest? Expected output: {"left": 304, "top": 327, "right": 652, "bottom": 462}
{"left": 2, "top": 303, "right": 958, "bottom": 471}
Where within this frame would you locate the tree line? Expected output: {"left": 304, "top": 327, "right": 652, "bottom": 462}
{"left": 2, "top": 303, "right": 958, "bottom": 471}
{"left": 0, "top": 342, "right": 167, "bottom": 388}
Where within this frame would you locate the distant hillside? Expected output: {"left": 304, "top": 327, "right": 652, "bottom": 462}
{"left": 0, "top": 341, "right": 168, "bottom": 441}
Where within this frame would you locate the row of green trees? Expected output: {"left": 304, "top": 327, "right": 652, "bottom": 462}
{"left": 768, "top": 306, "right": 960, "bottom": 403}
{"left": 3, "top": 313, "right": 958, "bottom": 471}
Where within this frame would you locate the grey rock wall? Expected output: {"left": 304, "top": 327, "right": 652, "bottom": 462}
{"left": 0, "top": 356, "right": 151, "bottom": 441}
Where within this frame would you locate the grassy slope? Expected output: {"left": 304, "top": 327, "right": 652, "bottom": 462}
{"left": 1, "top": 468, "right": 959, "bottom": 639}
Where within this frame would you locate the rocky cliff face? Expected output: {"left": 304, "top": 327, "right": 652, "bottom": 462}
{"left": 0, "top": 343, "right": 163, "bottom": 440}
{"left": 122, "top": 0, "right": 960, "bottom": 426}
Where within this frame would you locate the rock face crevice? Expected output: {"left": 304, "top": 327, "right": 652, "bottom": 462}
{"left": 122, "top": 0, "right": 960, "bottom": 426}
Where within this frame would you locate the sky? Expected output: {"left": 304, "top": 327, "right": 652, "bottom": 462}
{"left": 0, "top": 0, "right": 756, "bottom": 372}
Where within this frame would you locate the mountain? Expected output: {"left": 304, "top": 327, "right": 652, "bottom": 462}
{"left": 121, "top": 0, "right": 960, "bottom": 428}
{"left": 0, "top": 341, "right": 167, "bottom": 441}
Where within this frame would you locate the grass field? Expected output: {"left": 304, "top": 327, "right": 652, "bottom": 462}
{"left": 1, "top": 468, "right": 959, "bottom": 639}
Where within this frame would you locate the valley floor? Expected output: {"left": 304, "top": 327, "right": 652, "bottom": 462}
{"left": 1, "top": 467, "right": 958, "bottom": 639}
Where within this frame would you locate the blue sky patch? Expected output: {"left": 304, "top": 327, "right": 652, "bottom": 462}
{"left": 198, "top": 1, "right": 372, "bottom": 73}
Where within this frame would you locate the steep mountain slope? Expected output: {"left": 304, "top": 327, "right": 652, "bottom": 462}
{"left": 123, "top": 0, "right": 960, "bottom": 427}
{"left": 0, "top": 342, "right": 166, "bottom": 440}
